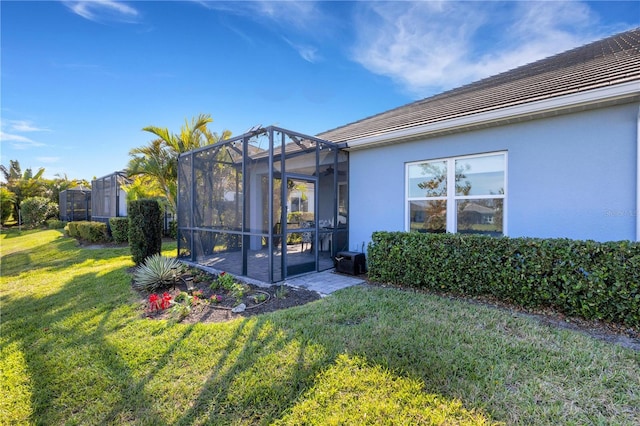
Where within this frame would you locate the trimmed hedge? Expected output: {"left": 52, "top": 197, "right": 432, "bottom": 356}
{"left": 128, "top": 199, "right": 163, "bottom": 265}
{"left": 46, "top": 219, "right": 66, "bottom": 229}
{"left": 65, "top": 221, "right": 110, "bottom": 243}
{"left": 368, "top": 232, "right": 640, "bottom": 327}
{"left": 109, "top": 217, "right": 129, "bottom": 244}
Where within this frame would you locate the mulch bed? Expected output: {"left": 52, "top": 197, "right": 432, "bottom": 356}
{"left": 137, "top": 269, "right": 321, "bottom": 324}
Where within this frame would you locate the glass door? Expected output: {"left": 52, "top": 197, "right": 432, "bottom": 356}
{"left": 284, "top": 175, "right": 317, "bottom": 277}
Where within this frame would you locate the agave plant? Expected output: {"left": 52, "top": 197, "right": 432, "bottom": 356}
{"left": 132, "top": 254, "right": 182, "bottom": 292}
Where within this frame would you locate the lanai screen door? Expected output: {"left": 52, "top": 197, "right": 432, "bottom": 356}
{"left": 284, "top": 175, "right": 317, "bottom": 276}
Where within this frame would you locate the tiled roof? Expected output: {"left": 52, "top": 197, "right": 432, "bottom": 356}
{"left": 318, "top": 28, "right": 640, "bottom": 144}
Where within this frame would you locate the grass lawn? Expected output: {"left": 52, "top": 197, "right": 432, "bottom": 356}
{"left": 1, "top": 229, "right": 639, "bottom": 425}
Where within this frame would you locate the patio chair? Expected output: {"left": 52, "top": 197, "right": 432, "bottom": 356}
{"left": 300, "top": 221, "right": 313, "bottom": 252}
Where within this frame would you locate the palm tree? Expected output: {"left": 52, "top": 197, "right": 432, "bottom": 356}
{"left": 0, "top": 160, "right": 47, "bottom": 221}
{"left": 127, "top": 139, "right": 177, "bottom": 213}
{"left": 43, "top": 173, "right": 90, "bottom": 206}
{"left": 142, "top": 113, "right": 231, "bottom": 156}
{"left": 127, "top": 114, "right": 231, "bottom": 215}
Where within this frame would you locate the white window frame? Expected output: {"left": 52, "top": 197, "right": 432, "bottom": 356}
{"left": 405, "top": 151, "right": 508, "bottom": 235}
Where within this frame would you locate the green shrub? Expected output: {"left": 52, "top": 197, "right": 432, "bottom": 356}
{"left": 368, "top": 232, "right": 640, "bottom": 327}
{"left": 129, "top": 199, "right": 163, "bottom": 265}
{"left": 109, "top": 217, "right": 129, "bottom": 243}
{"left": 65, "top": 221, "right": 110, "bottom": 243}
{"left": 20, "top": 196, "right": 58, "bottom": 228}
{"left": 132, "top": 254, "right": 182, "bottom": 292}
{"left": 167, "top": 220, "right": 177, "bottom": 239}
{"left": 80, "top": 221, "right": 110, "bottom": 243}
{"left": 46, "top": 219, "right": 65, "bottom": 229}
{"left": 66, "top": 221, "right": 79, "bottom": 238}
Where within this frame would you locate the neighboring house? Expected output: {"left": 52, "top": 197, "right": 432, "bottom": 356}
{"left": 59, "top": 186, "right": 91, "bottom": 222}
{"left": 91, "top": 171, "right": 130, "bottom": 224}
{"left": 179, "top": 28, "right": 640, "bottom": 283}
{"left": 319, "top": 27, "right": 640, "bottom": 247}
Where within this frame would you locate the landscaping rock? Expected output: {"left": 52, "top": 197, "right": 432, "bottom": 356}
{"left": 231, "top": 303, "right": 246, "bottom": 313}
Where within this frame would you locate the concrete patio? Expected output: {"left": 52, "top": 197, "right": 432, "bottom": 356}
{"left": 282, "top": 269, "right": 366, "bottom": 296}
{"left": 182, "top": 258, "right": 366, "bottom": 297}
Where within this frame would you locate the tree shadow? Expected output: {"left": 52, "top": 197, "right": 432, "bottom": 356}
{"left": 3, "top": 234, "right": 498, "bottom": 425}
{"left": 1, "top": 231, "right": 84, "bottom": 277}
{"left": 2, "top": 269, "right": 176, "bottom": 423}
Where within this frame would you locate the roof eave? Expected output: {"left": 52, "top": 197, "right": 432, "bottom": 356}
{"left": 344, "top": 80, "right": 640, "bottom": 151}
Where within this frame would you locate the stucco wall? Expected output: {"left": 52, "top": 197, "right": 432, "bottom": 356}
{"left": 348, "top": 102, "right": 639, "bottom": 248}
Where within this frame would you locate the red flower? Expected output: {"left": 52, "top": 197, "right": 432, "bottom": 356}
{"left": 160, "top": 292, "right": 172, "bottom": 310}
{"left": 149, "top": 294, "right": 160, "bottom": 311}
{"left": 220, "top": 272, "right": 226, "bottom": 277}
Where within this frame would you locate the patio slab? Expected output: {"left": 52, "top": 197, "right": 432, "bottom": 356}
{"left": 283, "top": 269, "right": 366, "bottom": 296}
{"left": 181, "top": 259, "right": 365, "bottom": 296}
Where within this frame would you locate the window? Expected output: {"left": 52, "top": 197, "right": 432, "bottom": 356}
{"left": 406, "top": 152, "right": 506, "bottom": 236}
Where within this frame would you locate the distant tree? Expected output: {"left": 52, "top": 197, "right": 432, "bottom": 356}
{"left": 43, "top": 173, "right": 91, "bottom": 205}
{"left": 1, "top": 187, "right": 16, "bottom": 225}
{"left": 20, "top": 196, "right": 58, "bottom": 228}
{"left": 127, "top": 114, "right": 231, "bottom": 215}
{"left": 121, "top": 175, "right": 164, "bottom": 203}
{"left": 0, "top": 160, "right": 47, "bottom": 223}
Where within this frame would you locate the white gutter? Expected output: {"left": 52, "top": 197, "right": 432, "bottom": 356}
{"left": 346, "top": 80, "right": 640, "bottom": 150}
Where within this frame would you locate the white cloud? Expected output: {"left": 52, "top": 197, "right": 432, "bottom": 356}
{"left": 36, "top": 157, "right": 61, "bottom": 164}
{"left": 0, "top": 120, "right": 49, "bottom": 149}
{"left": 202, "top": 0, "right": 322, "bottom": 32}
{"left": 351, "top": 1, "right": 612, "bottom": 98}
{"left": 62, "top": 0, "right": 139, "bottom": 23}
{"left": 7, "top": 120, "right": 51, "bottom": 133}
{"left": 199, "top": 0, "right": 327, "bottom": 62}
{"left": 283, "top": 37, "right": 321, "bottom": 63}
{"left": 0, "top": 131, "right": 46, "bottom": 150}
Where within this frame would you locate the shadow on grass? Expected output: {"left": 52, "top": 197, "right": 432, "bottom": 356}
{"left": 2, "top": 268, "right": 166, "bottom": 424}
{"left": 0, "top": 231, "right": 83, "bottom": 277}
{"left": 2, "top": 233, "right": 498, "bottom": 425}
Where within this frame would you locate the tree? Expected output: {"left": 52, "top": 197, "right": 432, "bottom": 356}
{"left": 143, "top": 113, "right": 232, "bottom": 155}
{"left": 1, "top": 187, "right": 16, "bottom": 225}
{"left": 121, "top": 175, "right": 165, "bottom": 203}
{"left": 127, "top": 114, "right": 231, "bottom": 215}
{"left": 0, "top": 160, "right": 47, "bottom": 223}
{"left": 43, "top": 174, "right": 91, "bottom": 206}
{"left": 20, "top": 196, "right": 58, "bottom": 228}
{"left": 127, "top": 139, "right": 177, "bottom": 212}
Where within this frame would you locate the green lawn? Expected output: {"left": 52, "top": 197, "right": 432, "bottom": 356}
{"left": 1, "top": 229, "right": 639, "bottom": 425}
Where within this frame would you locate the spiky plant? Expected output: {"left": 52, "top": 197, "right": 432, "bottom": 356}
{"left": 132, "top": 254, "right": 182, "bottom": 292}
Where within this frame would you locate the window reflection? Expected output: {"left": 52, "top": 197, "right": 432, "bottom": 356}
{"left": 409, "top": 200, "right": 446, "bottom": 233}
{"left": 455, "top": 154, "right": 505, "bottom": 196}
{"left": 408, "top": 161, "right": 447, "bottom": 197}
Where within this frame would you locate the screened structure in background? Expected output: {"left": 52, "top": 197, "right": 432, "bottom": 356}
{"left": 59, "top": 186, "right": 91, "bottom": 222}
{"left": 177, "top": 126, "right": 348, "bottom": 283}
{"left": 91, "top": 171, "right": 130, "bottom": 223}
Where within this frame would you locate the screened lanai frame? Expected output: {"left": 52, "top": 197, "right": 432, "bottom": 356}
{"left": 177, "top": 126, "right": 348, "bottom": 283}
{"left": 59, "top": 187, "right": 91, "bottom": 222}
{"left": 91, "top": 171, "right": 129, "bottom": 224}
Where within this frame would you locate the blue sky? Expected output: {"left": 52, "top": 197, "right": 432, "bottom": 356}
{"left": 2, "top": 1, "right": 638, "bottom": 182}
